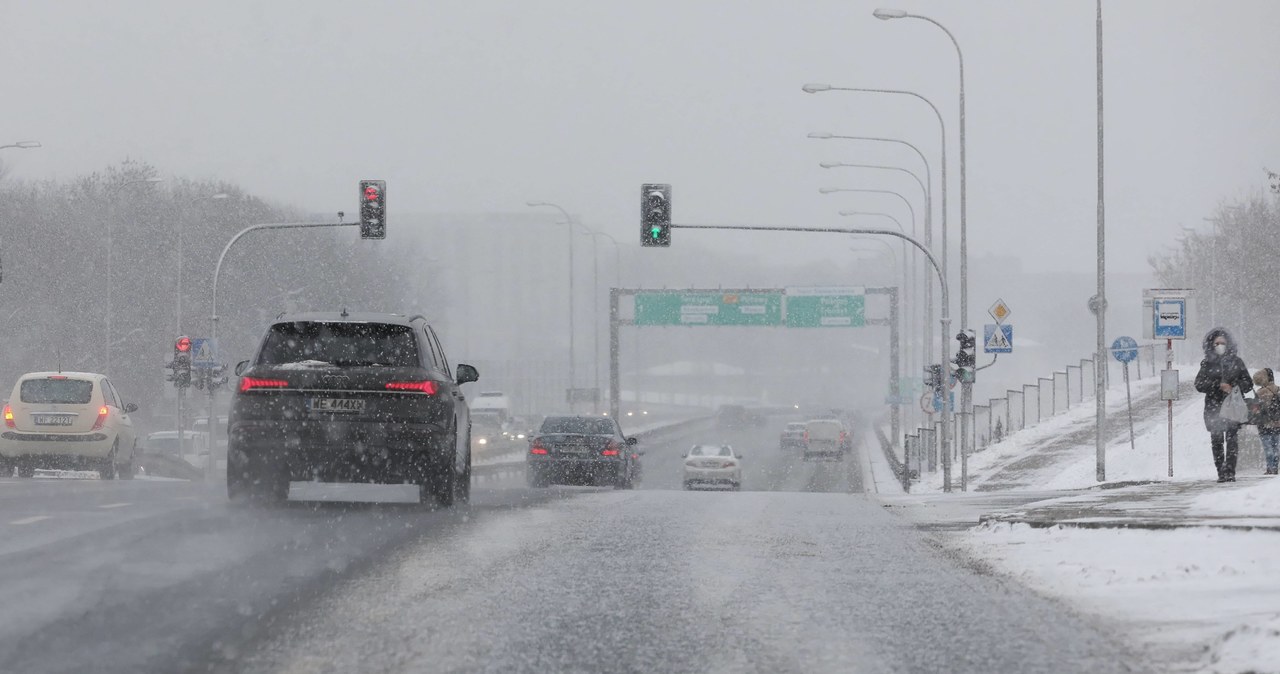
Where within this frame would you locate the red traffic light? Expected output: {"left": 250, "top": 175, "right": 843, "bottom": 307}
{"left": 364, "top": 185, "right": 381, "bottom": 201}
{"left": 176, "top": 336, "right": 192, "bottom": 353}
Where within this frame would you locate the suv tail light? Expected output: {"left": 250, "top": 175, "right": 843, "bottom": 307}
{"left": 3, "top": 404, "right": 14, "bottom": 429}
{"left": 385, "top": 381, "right": 439, "bottom": 395}
{"left": 239, "top": 377, "right": 289, "bottom": 393}
{"left": 601, "top": 440, "right": 621, "bottom": 456}
{"left": 529, "top": 441, "right": 549, "bottom": 455}
{"left": 91, "top": 406, "right": 108, "bottom": 431}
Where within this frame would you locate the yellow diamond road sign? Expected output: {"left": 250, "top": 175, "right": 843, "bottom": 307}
{"left": 988, "top": 299, "right": 1012, "bottom": 324}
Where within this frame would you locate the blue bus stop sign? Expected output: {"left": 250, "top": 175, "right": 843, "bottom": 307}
{"left": 1111, "top": 336, "right": 1139, "bottom": 363}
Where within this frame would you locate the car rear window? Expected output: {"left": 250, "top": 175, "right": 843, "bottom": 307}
{"left": 690, "top": 446, "right": 731, "bottom": 457}
{"left": 20, "top": 378, "right": 94, "bottom": 404}
{"left": 258, "top": 322, "right": 419, "bottom": 367}
{"left": 539, "top": 417, "right": 615, "bottom": 435}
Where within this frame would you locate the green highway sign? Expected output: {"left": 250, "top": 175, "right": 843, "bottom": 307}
{"left": 785, "top": 287, "right": 865, "bottom": 328}
{"left": 634, "top": 292, "right": 783, "bottom": 326}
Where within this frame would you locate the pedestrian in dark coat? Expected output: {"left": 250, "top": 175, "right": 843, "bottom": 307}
{"left": 1251, "top": 368, "right": 1280, "bottom": 475}
{"left": 1194, "top": 327, "right": 1252, "bottom": 481}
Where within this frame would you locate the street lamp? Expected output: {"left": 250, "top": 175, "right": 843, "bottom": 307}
{"left": 104, "top": 177, "right": 165, "bottom": 376}
{"left": 527, "top": 201, "right": 579, "bottom": 410}
{"left": 815, "top": 151, "right": 934, "bottom": 368}
{"left": 0, "top": 141, "right": 41, "bottom": 150}
{"left": 802, "top": 84, "right": 949, "bottom": 325}
{"left": 870, "top": 9, "right": 968, "bottom": 334}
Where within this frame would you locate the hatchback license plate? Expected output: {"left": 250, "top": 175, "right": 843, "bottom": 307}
{"left": 33, "top": 414, "right": 75, "bottom": 426}
{"left": 310, "top": 398, "right": 367, "bottom": 413}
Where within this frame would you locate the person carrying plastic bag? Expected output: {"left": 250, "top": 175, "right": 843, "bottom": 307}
{"left": 1194, "top": 328, "right": 1252, "bottom": 482}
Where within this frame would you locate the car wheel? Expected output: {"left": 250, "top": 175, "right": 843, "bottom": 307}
{"left": 614, "top": 467, "right": 633, "bottom": 490}
{"left": 16, "top": 459, "right": 35, "bottom": 478}
{"left": 99, "top": 443, "right": 119, "bottom": 480}
{"left": 426, "top": 442, "right": 457, "bottom": 508}
{"left": 117, "top": 443, "right": 136, "bottom": 480}
{"left": 457, "top": 448, "right": 471, "bottom": 505}
{"left": 526, "top": 466, "right": 550, "bottom": 488}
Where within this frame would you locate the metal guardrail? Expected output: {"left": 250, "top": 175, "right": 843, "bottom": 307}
{"left": 471, "top": 415, "right": 716, "bottom": 481}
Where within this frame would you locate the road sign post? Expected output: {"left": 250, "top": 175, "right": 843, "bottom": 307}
{"left": 1145, "top": 289, "right": 1192, "bottom": 477}
{"left": 1111, "top": 336, "right": 1139, "bottom": 450}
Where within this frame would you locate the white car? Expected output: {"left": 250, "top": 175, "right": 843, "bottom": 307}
{"left": 682, "top": 444, "right": 743, "bottom": 491}
{"left": 0, "top": 372, "right": 138, "bottom": 479}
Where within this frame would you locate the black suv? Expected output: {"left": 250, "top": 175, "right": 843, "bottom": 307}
{"left": 227, "top": 312, "right": 478, "bottom": 506}
{"left": 526, "top": 415, "right": 640, "bottom": 489}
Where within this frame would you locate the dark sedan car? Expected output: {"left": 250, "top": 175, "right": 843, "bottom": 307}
{"left": 526, "top": 415, "right": 640, "bottom": 489}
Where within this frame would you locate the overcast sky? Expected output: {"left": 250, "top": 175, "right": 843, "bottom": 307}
{"left": 3, "top": 0, "right": 1277, "bottom": 276}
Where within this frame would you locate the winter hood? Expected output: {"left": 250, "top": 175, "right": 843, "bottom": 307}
{"left": 1202, "top": 327, "right": 1240, "bottom": 357}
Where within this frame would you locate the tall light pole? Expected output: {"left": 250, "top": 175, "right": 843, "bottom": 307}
{"left": 873, "top": 7, "right": 974, "bottom": 485}
{"left": 847, "top": 238, "right": 916, "bottom": 434}
{"left": 105, "top": 177, "right": 164, "bottom": 376}
{"left": 583, "top": 229, "right": 624, "bottom": 413}
{"left": 814, "top": 150, "right": 935, "bottom": 372}
{"left": 528, "top": 201, "right": 578, "bottom": 411}
{"left": 802, "top": 83, "right": 948, "bottom": 322}
{"left": 840, "top": 210, "right": 918, "bottom": 468}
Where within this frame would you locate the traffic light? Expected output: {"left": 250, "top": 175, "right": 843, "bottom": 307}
{"left": 954, "top": 331, "right": 976, "bottom": 384}
{"left": 359, "top": 180, "right": 386, "bottom": 240}
{"left": 924, "top": 364, "right": 943, "bottom": 394}
{"left": 640, "top": 183, "right": 671, "bottom": 247}
{"left": 172, "top": 336, "right": 192, "bottom": 389}
{"left": 208, "top": 363, "right": 228, "bottom": 391}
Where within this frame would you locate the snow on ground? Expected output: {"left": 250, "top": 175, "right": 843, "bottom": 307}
{"left": 916, "top": 370, "right": 1175, "bottom": 492}
{"left": 960, "top": 522, "right": 1280, "bottom": 674}
{"left": 1038, "top": 395, "right": 1219, "bottom": 489}
{"left": 1193, "top": 473, "right": 1280, "bottom": 517}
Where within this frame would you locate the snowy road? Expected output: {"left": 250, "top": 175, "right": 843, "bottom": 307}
{"left": 0, "top": 419, "right": 1146, "bottom": 673}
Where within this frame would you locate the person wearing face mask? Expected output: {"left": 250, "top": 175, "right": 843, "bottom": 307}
{"left": 1194, "top": 327, "right": 1253, "bottom": 482}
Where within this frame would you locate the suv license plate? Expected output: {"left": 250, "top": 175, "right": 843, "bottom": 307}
{"left": 33, "top": 414, "right": 75, "bottom": 426}
{"left": 310, "top": 398, "right": 367, "bottom": 414}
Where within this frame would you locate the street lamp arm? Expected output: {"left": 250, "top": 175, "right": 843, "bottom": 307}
{"left": 210, "top": 222, "right": 357, "bottom": 334}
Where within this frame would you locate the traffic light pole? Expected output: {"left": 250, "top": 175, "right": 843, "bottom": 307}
{"left": 208, "top": 221, "right": 358, "bottom": 480}
{"left": 650, "top": 223, "right": 952, "bottom": 490}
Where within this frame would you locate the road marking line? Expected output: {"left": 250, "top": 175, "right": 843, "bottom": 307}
{"left": 10, "top": 515, "right": 52, "bottom": 525}
{"left": 97, "top": 502, "right": 132, "bottom": 509}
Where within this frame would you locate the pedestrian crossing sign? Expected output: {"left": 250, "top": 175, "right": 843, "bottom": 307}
{"left": 191, "top": 337, "right": 217, "bottom": 368}
{"left": 984, "top": 323, "right": 1013, "bottom": 353}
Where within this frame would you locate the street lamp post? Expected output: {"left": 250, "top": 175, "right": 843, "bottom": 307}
{"left": 528, "top": 201, "right": 578, "bottom": 411}
{"left": 582, "top": 229, "right": 624, "bottom": 413}
{"left": 847, "top": 238, "right": 916, "bottom": 434}
{"left": 174, "top": 193, "right": 230, "bottom": 459}
{"left": 839, "top": 211, "right": 917, "bottom": 463}
{"left": 813, "top": 149, "right": 935, "bottom": 381}
{"left": 824, "top": 185, "right": 922, "bottom": 389}
{"left": 803, "top": 84, "right": 949, "bottom": 341}
{"left": 873, "top": 6, "right": 975, "bottom": 487}
{"left": 105, "top": 177, "right": 164, "bottom": 376}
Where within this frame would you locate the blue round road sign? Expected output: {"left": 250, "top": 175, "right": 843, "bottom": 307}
{"left": 1111, "top": 336, "right": 1139, "bottom": 363}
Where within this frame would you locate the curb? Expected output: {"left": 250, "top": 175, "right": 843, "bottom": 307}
{"left": 977, "top": 513, "right": 1280, "bottom": 533}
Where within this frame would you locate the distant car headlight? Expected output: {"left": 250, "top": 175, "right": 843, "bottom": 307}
{"left": 478, "top": 437, "right": 488, "bottom": 445}
{"left": 516, "top": 433, "right": 526, "bottom": 439}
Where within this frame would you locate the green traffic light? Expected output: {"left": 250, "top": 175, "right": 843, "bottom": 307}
{"left": 650, "top": 226, "right": 661, "bottom": 239}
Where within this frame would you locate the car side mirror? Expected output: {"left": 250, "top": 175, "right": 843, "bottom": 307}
{"left": 234, "top": 361, "right": 250, "bottom": 376}
{"left": 626, "top": 437, "right": 638, "bottom": 446}
{"left": 456, "top": 363, "right": 479, "bottom": 385}
{"left": 124, "top": 403, "right": 138, "bottom": 414}
{"left": 737, "top": 454, "right": 744, "bottom": 460}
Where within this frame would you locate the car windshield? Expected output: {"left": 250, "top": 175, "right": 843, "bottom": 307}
{"left": 539, "top": 417, "right": 615, "bottom": 435}
{"left": 20, "top": 378, "right": 94, "bottom": 404}
{"left": 258, "top": 322, "right": 418, "bottom": 367}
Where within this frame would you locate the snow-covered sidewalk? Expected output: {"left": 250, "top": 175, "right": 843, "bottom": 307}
{"left": 958, "top": 522, "right": 1280, "bottom": 673}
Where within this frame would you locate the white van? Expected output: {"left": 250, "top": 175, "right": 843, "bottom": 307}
{"left": 144, "top": 430, "right": 210, "bottom": 469}
{"left": 803, "top": 419, "right": 848, "bottom": 461}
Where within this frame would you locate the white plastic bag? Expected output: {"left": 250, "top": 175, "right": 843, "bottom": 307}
{"left": 1221, "top": 387, "right": 1250, "bottom": 424}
